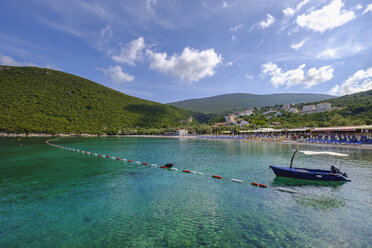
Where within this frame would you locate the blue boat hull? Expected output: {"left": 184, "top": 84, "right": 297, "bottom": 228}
{"left": 270, "top": 165, "right": 350, "bottom": 181}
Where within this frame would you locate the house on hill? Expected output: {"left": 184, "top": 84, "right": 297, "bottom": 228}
{"left": 288, "top": 108, "right": 298, "bottom": 113}
{"left": 302, "top": 105, "right": 316, "bottom": 112}
{"left": 316, "top": 102, "right": 331, "bottom": 112}
{"left": 240, "top": 110, "right": 253, "bottom": 116}
{"left": 224, "top": 114, "right": 236, "bottom": 122}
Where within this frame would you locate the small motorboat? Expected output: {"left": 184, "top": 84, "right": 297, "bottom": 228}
{"left": 270, "top": 149, "right": 350, "bottom": 182}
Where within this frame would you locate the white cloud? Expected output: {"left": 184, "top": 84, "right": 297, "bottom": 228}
{"left": 225, "top": 61, "right": 233, "bottom": 66}
{"left": 296, "top": 0, "right": 355, "bottom": 32}
{"left": 44, "top": 64, "right": 62, "bottom": 70}
{"left": 317, "top": 45, "right": 364, "bottom": 59}
{"left": 0, "top": 54, "right": 35, "bottom": 66}
{"left": 290, "top": 39, "right": 308, "bottom": 50}
{"left": 230, "top": 24, "right": 243, "bottom": 32}
{"left": 147, "top": 47, "right": 222, "bottom": 82}
{"left": 262, "top": 63, "right": 334, "bottom": 88}
{"left": 259, "top": 14, "right": 276, "bottom": 29}
{"left": 223, "top": 2, "right": 229, "bottom": 8}
{"left": 100, "top": 25, "right": 112, "bottom": 43}
{"left": 41, "top": 18, "right": 82, "bottom": 37}
{"left": 101, "top": 65, "right": 134, "bottom": 83}
{"left": 317, "top": 48, "right": 338, "bottom": 59}
{"left": 231, "top": 34, "right": 236, "bottom": 41}
{"left": 245, "top": 74, "right": 254, "bottom": 80}
{"left": 329, "top": 68, "right": 372, "bottom": 95}
{"left": 283, "top": 0, "right": 310, "bottom": 16}
{"left": 362, "top": 4, "right": 372, "bottom": 15}
{"left": 111, "top": 37, "right": 145, "bottom": 66}
{"left": 0, "top": 54, "right": 22, "bottom": 66}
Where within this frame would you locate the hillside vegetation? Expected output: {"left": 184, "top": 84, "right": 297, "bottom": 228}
{"left": 0, "top": 66, "right": 198, "bottom": 134}
{"left": 168, "top": 93, "right": 334, "bottom": 114}
{"left": 243, "top": 90, "right": 372, "bottom": 128}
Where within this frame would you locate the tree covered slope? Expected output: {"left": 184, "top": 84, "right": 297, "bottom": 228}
{"left": 168, "top": 93, "right": 335, "bottom": 114}
{"left": 0, "top": 66, "right": 195, "bottom": 134}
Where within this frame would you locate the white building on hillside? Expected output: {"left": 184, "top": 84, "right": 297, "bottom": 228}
{"left": 316, "top": 102, "right": 331, "bottom": 111}
{"left": 302, "top": 105, "right": 316, "bottom": 112}
{"left": 288, "top": 108, "right": 298, "bottom": 113}
{"left": 224, "top": 114, "right": 235, "bottom": 122}
{"left": 241, "top": 110, "right": 253, "bottom": 116}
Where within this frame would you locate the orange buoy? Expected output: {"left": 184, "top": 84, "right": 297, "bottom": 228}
{"left": 116, "top": 157, "right": 121, "bottom": 160}
{"left": 98, "top": 154, "right": 102, "bottom": 156}
{"left": 142, "top": 162, "right": 148, "bottom": 165}
{"left": 259, "top": 184, "right": 267, "bottom": 188}
{"left": 160, "top": 166, "right": 167, "bottom": 169}
{"left": 212, "top": 175, "right": 223, "bottom": 179}
{"left": 128, "top": 160, "right": 133, "bottom": 162}
{"left": 106, "top": 155, "right": 110, "bottom": 158}
{"left": 251, "top": 182, "right": 259, "bottom": 186}
{"left": 182, "top": 170, "right": 191, "bottom": 173}
{"left": 91, "top": 152, "right": 94, "bottom": 155}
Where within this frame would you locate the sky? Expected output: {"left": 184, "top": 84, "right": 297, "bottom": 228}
{"left": 0, "top": 0, "right": 371, "bottom": 103}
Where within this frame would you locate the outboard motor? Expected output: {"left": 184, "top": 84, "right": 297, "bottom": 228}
{"left": 331, "top": 165, "right": 348, "bottom": 177}
{"left": 164, "top": 163, "right": 174, "bottom": 168}
{"left": 331, "top": 165, "right": 340, "bottom": 174}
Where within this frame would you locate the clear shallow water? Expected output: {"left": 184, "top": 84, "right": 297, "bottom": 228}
{"left": 0, "top": 137, "right": 371, "bottom": 247}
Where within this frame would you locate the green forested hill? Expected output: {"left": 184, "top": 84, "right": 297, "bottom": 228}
{"left": 0, "top": 66, "right": 196, "bottom": 134}
{"left": 168, "top": 93, "right": 334, "bottom": 114}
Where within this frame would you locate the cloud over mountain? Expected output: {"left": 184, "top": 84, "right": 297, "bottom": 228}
{"left": 147, "top": 47, "right": 222, "bottom": 82}
{"left": 329, "top": 67, "right": 372, "bottom": 95}
{"left": 262, "top": 63, "right": 334, "bottom": 88}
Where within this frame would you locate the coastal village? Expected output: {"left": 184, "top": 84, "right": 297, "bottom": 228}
{"left": 214, "top": 102, "right": 335, "bottom": 127}
{"left": 172, "top": 101, "right": 372, "bottom": 146}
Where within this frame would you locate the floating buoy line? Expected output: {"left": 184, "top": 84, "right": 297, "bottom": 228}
{"left": 46, "top": 138, "right": 268, "bottom": 189}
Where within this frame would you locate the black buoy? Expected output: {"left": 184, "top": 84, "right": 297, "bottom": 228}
{"left": 164, "top": 163, "right": 174, "bottom": 168}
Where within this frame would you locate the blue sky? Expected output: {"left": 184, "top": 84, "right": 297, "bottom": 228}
{"left": 0, "top": 0, "right": 371, "bottom": 103}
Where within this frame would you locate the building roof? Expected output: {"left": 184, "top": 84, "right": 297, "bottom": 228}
{"left": 312, "top": 125, "right": 372, "bottom": 132}
{"left": 287, "top": 128, "right": 311, "bottom": 132}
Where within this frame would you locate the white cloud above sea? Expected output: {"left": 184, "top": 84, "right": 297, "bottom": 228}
{"left": 101, "top": 65, "right": 134, "bottom": 83}
{"left": 283, "top": 0, "right": 309, "bottom": 17}
{"left": 363, "top": 4, "right": 372, "bottom": 15}
{"left": 147, "top": 47, "right": 222, "bottom": 82}
{"left": 296, "top": 0, "right": 355, "bottom": 32}
{"left": 230, "top": 24, "right": 243, "bottom": 32}
{"left": 329, "top": 67, "right": 372, "bottom": 95}
{"left": 290, "top": 39, "right": 308, "bottom": 50}
{"left": 262, "top": 62, "right": 334, "bottom": 88}
{"left": 259, "top": 14, "right": 275, "bottom": 29}
{"left": 111, "top": 37, "right": 146, "bottom": 66}
{"left": 317, "top": 44, "right": 364, "bottom": 59}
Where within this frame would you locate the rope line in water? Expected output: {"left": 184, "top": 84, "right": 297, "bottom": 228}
{"left": 46, "top": 138, "right": 268, "bottom": 189}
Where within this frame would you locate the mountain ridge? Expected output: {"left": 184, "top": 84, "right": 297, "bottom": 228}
{"left": 168, "top": 93, "right": 335, "bottom": 114}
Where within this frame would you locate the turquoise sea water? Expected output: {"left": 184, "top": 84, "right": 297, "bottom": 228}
{"left": 1, "top": 137, "right": 371, "bottom": 247}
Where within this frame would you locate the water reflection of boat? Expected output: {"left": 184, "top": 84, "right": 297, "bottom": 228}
{"left": 270, "top": 149, "right": 351, "bottom": 182}
{"left": 272, "top": 176, "right": 347, "bottom": 188}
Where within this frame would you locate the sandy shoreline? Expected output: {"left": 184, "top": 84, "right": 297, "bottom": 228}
{"left": 2, "top": 133, "right": 372, "bottom": 150}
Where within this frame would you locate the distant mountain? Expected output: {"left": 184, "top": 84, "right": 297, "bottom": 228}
{"left": 168, "top": 93, "right": 335, "bottom": 114}
{"left": 0, "top": 66, "right": 199, "bottom": 134}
